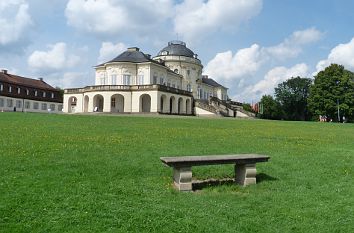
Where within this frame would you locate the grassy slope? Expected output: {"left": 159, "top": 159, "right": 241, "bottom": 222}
{"left": 0, "top": 113, "right": 353, "bottom": 232}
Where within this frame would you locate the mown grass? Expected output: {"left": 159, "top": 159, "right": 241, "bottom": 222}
{"left": 0, "top": 112, "right": 353, "bottom": 232}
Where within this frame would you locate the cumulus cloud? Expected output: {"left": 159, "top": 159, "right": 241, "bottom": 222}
{"left": 204, "top": 28, "right": 323, "bottom": 101}
{"left": 266, "top": 28, "right": 323, "bottom": 59}
{"left": 174, "top": 0, "right": 262, "bottom": 42}
{"left": 0, "top": 0, "right": 33, "bottom": 49}
{"left": 65, "top": 0, "right": 173, "bottom": 37}
{"left": 48, "top": 72, "right": 91, "bottom": 89}
{"left": 28, "top": 42, "right": 81, "bottom": 73}
{"left": 316, "top": 37, "right": 354, "bottom": 73}
{"left": 238, "top": 63, "right": 309, "bottom": 99}
{"left": 98, "top": 42, "right": 127, "bottom": 64}
{"left": 205, "top": 28, "right": 323, "bottom": 83}
{"left": 205, "top": 44, "right": 265, "bottom": 81}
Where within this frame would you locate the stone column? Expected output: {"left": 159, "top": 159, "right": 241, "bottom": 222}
{"left": 235, "top": 163, "right": 257, "bottom": 186}
{"left": 173, "top": 167, "right": 192, "bottom": 191}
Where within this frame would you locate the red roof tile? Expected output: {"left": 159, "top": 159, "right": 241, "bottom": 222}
{"left": 0, "top": 71, "right": 56, "bottom": 90}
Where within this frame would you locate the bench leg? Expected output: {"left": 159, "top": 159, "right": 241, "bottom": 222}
{"left": 173, "top": 167, "right": 192, "bottom": 191}
{"left": 235, "top": 163, "right": 257, "bottom": 186}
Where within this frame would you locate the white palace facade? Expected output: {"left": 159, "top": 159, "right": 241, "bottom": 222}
{"left": 63, "top": 41, "right": 232, "bottom": 116}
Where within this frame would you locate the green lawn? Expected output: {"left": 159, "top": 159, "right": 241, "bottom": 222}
{"left": 0, "top": 113, "right": 353, "bottom": 232}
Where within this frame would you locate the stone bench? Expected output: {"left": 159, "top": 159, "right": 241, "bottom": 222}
{"left": 160, "top": 154, "right": 270, "bottom": 191}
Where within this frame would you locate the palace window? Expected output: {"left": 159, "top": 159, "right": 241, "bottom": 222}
{"left": 17, "top": 87, "right": 20, "bottom": 94}
{"left": 159, "top": 77, "right": 164, "bottom": 85}
{"left": 138, "top": 75, "right": 144, "bottom": 85}
{"left": 111, "top": 74, "right": 117, "bottom": 85}
{"left": 25, "top": 101, "right": 30, "bottom": 109}
{"left": 33, "top": 102, "right": 39, "bottom": 109}
{"left": 51, "top": 93, "right": 54, "bottom": 98}
{"left": 0, "top": 84, "right": 3, "bottom": 92}
{"left": 34, "top": 90, "right": 38, "bottom": 96}
{"left": 172, "top": 83, "right": 175, "bottom": 88}
{"left": 123, "top": 74, "right": 131, "bottom": 85}
{"left": 58, "top": 105, "right": 63, "bottom": 111}
{"left": 7, "top": 99, "right": 13, "bottom": 107}
{"left": 100, "top": 73, "right": 106, "bottom": 85}
{"left": 167, "top": 82, "right": 170, "bottom": 87}
{"left": 153, "top": 75, "right": 157, "bottom": 84}
{"left": 8, "top": 86, "right": 12, "bottom": 93}
{"left": 26, "top": 89, "right": 29, "bottom": 95}
{"left": 187, "top": 84, "right": 191, "bottom": 92}
{"left": 50, "top": 104, "right": 55, "bottom": 111}
{"left": 41, "top": 103, "right": 47, "bottom": 110}
{"left": 111, "top": 98, "right": 116, "bottom": 108}
{"left": 43, "top": 92, "right": 46, "bottom": 98}
{"left": 16, "top": 100, "right": 22, "bottom": 108}
{"left": 0, "top": 98, "right": 4, "bottom": 107}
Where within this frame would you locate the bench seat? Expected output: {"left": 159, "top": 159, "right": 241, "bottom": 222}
{"left": 160, "top": 154, "right": 270, "bottom": 191}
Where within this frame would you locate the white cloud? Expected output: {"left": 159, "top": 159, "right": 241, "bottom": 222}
{"left": 28, "top": 42, "right": 81, "bottom": 73}
{"left": 316, "top": 37, "right": 354, "bottom": 73}
{"left": 204, "top": 28, "right": 324, "bottom": 102}
{"left": 98, "top": 42, "right": 126, "bottom": 64}
{"left": 0, "top": 0, "right": 33, "bottom": 46}
{"left": 235, "top": 63, "right": 309, "bottom": 101}
{"left": 205, "top": 44, "right": 265, "bottom": 81}
{"left": 266, "top": 28, "right": 323, "bottom": 59}
{"left": 174, "top": 0, "right": 262, "bottom": 42}
{"left": 51, "top": 72, "right": 91, "bottom": 89}
{"left": 205, "top": 28, "right": 323, "bottom": 83}
{"left": 65, "top": 0, "right": 173, "bottom": 37}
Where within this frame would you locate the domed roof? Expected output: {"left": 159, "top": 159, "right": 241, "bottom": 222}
{"left": 158, "top": 41, "right": 196, "bottom": 58}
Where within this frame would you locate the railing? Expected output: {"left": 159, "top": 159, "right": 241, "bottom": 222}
{"left": 64, "top": 84, "right": 193, "bottom": 96}
{"left": 195, "top": 100, "right": 217, "bottom": 114}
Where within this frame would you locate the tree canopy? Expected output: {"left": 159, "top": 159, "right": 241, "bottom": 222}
{"left": 259, "top": 95, "right": 283, "bottom": 120}
{"left": 275, "top": 76, "right": 312, "bottom": 121}
{"left": 308, "top": 64, "right": 354, "bottom": 122}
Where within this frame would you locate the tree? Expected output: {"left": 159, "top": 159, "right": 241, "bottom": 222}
{"left": 242, "top": 103, "right": 255, "bottom": 113}
{"left": 259, "top": 95, "right": 283, "bottom": 120}
{"left": 308, "top": 64, "right": 354, "bottom": 122}
{"left": 274, "top": 76, "right": 312, "bottom": 121}
{"left": 55, "top": 87, "right": 64, "bottom": 100}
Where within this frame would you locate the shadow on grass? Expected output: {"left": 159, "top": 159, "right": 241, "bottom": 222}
{"left": 192, "top": 173, "right": 277, "bottom": 191}
{"left": 192, "top": 178, "right": 235, "bottom": 191}
{"left": 256, "top": 173, "right": 278, "bottom": 183}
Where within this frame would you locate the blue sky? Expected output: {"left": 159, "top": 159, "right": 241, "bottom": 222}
{"left": 1, "top": 0, "right": 354, "bottom": 102}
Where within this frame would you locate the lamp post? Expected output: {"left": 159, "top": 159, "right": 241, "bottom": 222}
{"left": 337, "top": 98, "right": 340, "bottom": 122}
{"left": 336, "top": 80, "right": 340, "bottom": 122}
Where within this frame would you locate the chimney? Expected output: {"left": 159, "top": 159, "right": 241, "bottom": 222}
{"left": 39, "top": 78, "right": 43, "bottom": 82}
{"left": 1, "top": 69, "right": 8, "bottom": 74}
{"left": 127, "top": 47, "right": 139, "bottom": 52}
{"left": 146, "top": 54, "right": 151, "bottom": 59}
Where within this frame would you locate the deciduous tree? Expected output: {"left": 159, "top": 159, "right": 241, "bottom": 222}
{"left": 259, "top": 95, "right": 283, "bottom": 120}
{"left": 275, "top": 76, "right": 312, "bottom": 121}
{"left": 308, "top": 64, "right": 354, "bottom": 122}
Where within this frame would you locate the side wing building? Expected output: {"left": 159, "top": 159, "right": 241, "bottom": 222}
{"left": 0, "top": 69, "right": 63, "bottom": 113}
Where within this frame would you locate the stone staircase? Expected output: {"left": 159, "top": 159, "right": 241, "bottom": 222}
{"left": 195, "top": 97, "right": 255, "bottom": 118}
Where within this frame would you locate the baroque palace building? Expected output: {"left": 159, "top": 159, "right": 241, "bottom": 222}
{"left": 63, "top": 41, "right": 234, "bottom": 116}
{"left": 0, "top": 69, "right": 63, "bottom": 113}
